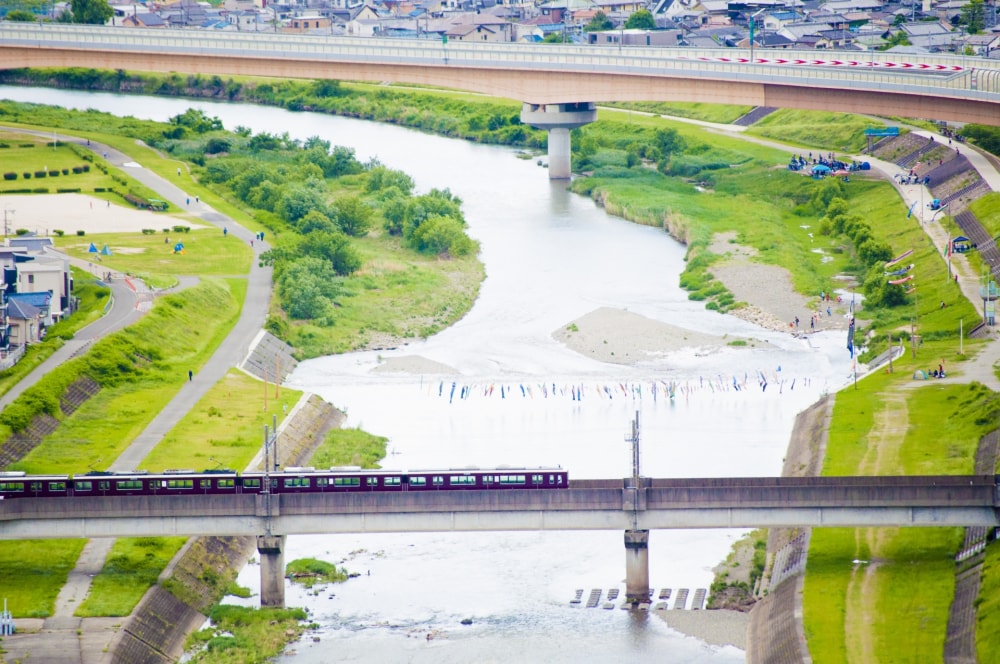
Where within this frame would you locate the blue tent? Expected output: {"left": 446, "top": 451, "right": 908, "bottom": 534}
{"left": 811, "top": 164, "right": 831, "bottom": 174}
{"left": 87, "top": 242, "right": 98, "bottom": 253}
{"left": 100, "top": 244, "right": 112, "bottom": 256}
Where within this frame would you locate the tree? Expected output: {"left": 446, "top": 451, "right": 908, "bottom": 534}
{"left": 584, "top": 11, "right": 613, "bottom": 32}
{"left": 333, "top": 196, "right": 373, "bottom": 237}
{"left": 960, "top": 0, "right": 985, "bottom": 34}
{"left": 542, "top": 32, "right": 569, "bottom": 43}
{"left": 70, "top": 0, "right": 112, "bottom": 24}
{"left": 6, "top": 10, "right": 38, "bottom": 21}
{"left": 625, "top": 9, "right": 655, "bottom": 30}
{"left": 879, "top": 30, "right": 911, "bottom": 50}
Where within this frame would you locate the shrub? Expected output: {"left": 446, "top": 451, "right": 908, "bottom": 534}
{"left": 56, "top": 188, "right": 82, "bottom": 193}
{"left": 141, "top": 229, "right": 156, "bottom": 235}
{"left": 23, "top": 173, "right": 31, "bottom": 179}
{"left": 19, "top": 143, "right": 34, "bottom": 148}
{"left": 14, "top": 229, "right": 28, "bottom": 236}
{"left": 82, "top": 164, "right": 90, "bottom": 172}
{"left": 76, "top": 230, "right": 86, "bottom": 236}
{"left": 53, "top": 230, "right": 65, "bottom": 237}
{"left": 32, "top": 188, "right": 48, "bottom": 193}
{"left": 2, "top": 172, "right": 16, "bottom": 181}
{"left": 72, "top": 166, "right": 84, "bottom": 174}
{"left": 93, "top": 187, "right": 105, "bottom": 193}
{"left": 172, "top": 225, "right": 190, "bottom": 233}
{"left": 61, "top": 168, "right": 69, "bottom": 175}
{"left": 34, "top": 171, "right": 47, "bottom": 178}
{"left": 49, "top": 170, "right": 60, "bottom": 177}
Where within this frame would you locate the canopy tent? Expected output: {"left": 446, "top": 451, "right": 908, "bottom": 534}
{"left": 100, "top": 244, "right": 112, "bottom": 256}
{"left": 87, "top": 242, "right": 98, "bottom": 253}
{"left": 811, "top": 164, "right": 831, "bottom": 174}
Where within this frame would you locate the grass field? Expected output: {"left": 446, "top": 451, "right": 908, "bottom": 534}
{"left": 75, "top": 537, "right": 188, "bottom": 617}
{"left": 55, "top": 229, "right": 253, "bottom": 281}
{"left": 0, "top": 540, "right": 87, "bottom": 617}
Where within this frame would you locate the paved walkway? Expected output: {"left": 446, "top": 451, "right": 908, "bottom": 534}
{"left": 0, "top": 134, "right": 273, "bottom": 664}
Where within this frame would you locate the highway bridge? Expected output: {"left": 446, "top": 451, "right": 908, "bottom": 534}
{"left": 2, "top": 23, "right": 1000, "bottom": 177}
{"left": 3, "top": 474, "right": 994, "bottom": 604}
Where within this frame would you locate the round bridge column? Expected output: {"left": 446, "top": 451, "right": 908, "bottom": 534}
{"left": 520, "top": 102, "right": 598, "bottom": 180}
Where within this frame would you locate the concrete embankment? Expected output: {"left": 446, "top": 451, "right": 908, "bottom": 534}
{"left": 744, "top": 395, "right": 831, "bottom": 664}
{"left": 106, "top": 394, "right": 343, "bottom": 663}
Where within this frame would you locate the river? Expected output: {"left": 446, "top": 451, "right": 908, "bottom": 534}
{"left": 1, "top": 86, "right": 853, "bottom": 662}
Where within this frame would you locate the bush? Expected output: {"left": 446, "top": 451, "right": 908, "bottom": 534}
{"left": 76, "top": 230, "right": 86, "bottom": 237}
{"left": 82, "top": 164, "right": 90, "bottom": 172}
{"left": 56, "top": 188, "right": 82, "bottom": 193}
{"left": 93, "top": 187, "right": 105, "bottom": 193}
{"left": 3, "top": 172, "right": 16, "bottom": 181}
{"left": 32, "top": 188, "right": 48, "bottom": 193}
{"left": 22, "top": 173, "right": 31, "bottom": 179}
{"left": 61, "top": 168, "right": 69, "bottom": 175}
{"left": 15, "top": 229, "right": 29, "bottom": 236}
{"left": 72, "top": 166, "right": 84, "bottom": 174}
{"left": 53, "top": 230, "right": 65, "bottom": 237}
{"left": 141, "top": 229, "right": 156, "bottom": 235}
{"left": 34, "top": 171, "right": 47, "bottom": 178}
{"left": 172, "top": 225, "right": 190, "bottom": 233}
{"left": 48, "top": 170, "right": 60, "bottom": 178}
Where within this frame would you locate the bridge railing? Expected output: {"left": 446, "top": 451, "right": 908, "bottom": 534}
{"left": 2, "top": 23, "right": 999, "bottom": 99}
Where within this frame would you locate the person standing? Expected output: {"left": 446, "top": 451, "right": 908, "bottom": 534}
{"left": 188, "top": 370, "right": 193, "bottom": 382}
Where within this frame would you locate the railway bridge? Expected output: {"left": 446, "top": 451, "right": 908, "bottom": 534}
{"left": 2, "top": 474, "right": 997, "bottom": 606}
{"left": 2, "top": 24, "right": 1000, "bottom": 178}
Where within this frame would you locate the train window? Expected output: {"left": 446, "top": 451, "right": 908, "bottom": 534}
{"left": 334, "top": 477, "right": 361, "bottom": 487}
{"left": 98, "top": 481, "right": 110, "bottom": 491}
{"left": 433, "top": 476, "right": 444, "bottom": 485}
{"left": 498, "top": 475, "right": 525, "bottom": 485}
{"left": 410, "top": 477, "right": 427, "bottom": 486}
{"left": 76, "top": 481, "right": 92, "bottom": 492}
{"left": 166, "top": 479, "right": 193, "bottom": 490}
{"left": 218, "top": 479, "right": 235, "bottom": 489}
{"left": 367, "top": 477, "right": 378, "bottom": 486}
{"left": 317, "top": 478, "right": 329, "bottom": 487}
{"left": 450, "top": 475, "right": 475, "bottom": 485}
{"left": 384, "top": 477, "right": 400, "bottom": 486}
{"left": 558, "top": 475, "right": 563, "bottom": 484}
{"left": 284, "top": 478, "right": 310, "bottom": 488}
{"left": 200, "top": 480, "right": 211, "bottom": 489}
{"left": 244, "top": 479, "right": 261, "bottom": 488}
{"left": 0, "top": 482, "right": 24, "bottom": 493}
{"left": 116, "top": 480, "right": 144, "bottom": 491}
{"left": 29, "top": 482, "right": 42, "bottom": 492}
{"left": 548, "top": 475, "right": 554, "bottom": 483}
{"left": 532, "top": 475, "right": 543, "bottom": 484}
{"left": 49, "top": 482, "right": 67, "bottom": 492}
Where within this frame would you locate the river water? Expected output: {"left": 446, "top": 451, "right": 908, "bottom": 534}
{"left": 1, "top": 86, "right": 854, "bottom": 662}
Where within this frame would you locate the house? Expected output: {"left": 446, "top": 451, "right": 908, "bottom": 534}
{"left": 6, "top": 297, "right": 42, "bottom": 347}
{"left": 446, "top": 21, "right": 509, "bottom": 42}
{"left": 8, "top": 292, "right": 52, "bottom": 329}
{"left": 284, "top": 12, "right": 333, "bottom": 32}
{"left": 14, "top": 257, "right": 70, "bottom": 322}
{"left": 122, "top": 12, "right": 168, "bottom": 27}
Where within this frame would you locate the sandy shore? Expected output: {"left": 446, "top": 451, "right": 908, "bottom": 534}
{"left": 656, "top": 608, "right": 750, "bottom": 650}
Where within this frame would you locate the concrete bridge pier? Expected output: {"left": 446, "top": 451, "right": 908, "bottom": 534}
{"left": 520, "top": 102, "right": 597, "bottom": 179}
{"left": 257, "top": 534, "right": 286, "bottom": 608}
{"left": 624, "top": 529, "right": 650, "bottom": 603}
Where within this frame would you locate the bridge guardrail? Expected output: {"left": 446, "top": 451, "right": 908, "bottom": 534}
{"left": 2, "top": 24, "right": 999, "bottom": 99}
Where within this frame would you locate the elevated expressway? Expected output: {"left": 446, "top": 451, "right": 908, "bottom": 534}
{"left": 1, "top": 24, "right": 999, "bottom": 176}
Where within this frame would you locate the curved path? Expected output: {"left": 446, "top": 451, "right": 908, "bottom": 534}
{"left": 0, "top": 133, "right": 274, "bottom": 664}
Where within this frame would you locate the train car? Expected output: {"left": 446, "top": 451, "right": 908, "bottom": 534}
{"left": 0, "top": 471, "right": 71, "bottom": 499}
{"left": 0, "top": 467, "right": 568, "bottom": 499}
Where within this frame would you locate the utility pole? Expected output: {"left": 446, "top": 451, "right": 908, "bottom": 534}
{"left": 2, "top": 208, "right": 13, "bottom": 238}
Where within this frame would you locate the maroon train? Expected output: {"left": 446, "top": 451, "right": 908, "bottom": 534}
{"left": 0, "top": 466, "right": 568, "bottom": 499}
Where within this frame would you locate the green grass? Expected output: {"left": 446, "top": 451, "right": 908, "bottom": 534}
{"left": 309, "top": 426, "right": 387, "bottom": 469}
{"left": 141, "top": 369, "right": 302, "bottom": 472}
{"left": 7, "top": 279, "right": 244, "bottom": 474}
{"left": 75, "top": 537, "right": 187, "bottom": 617}
{"left": 283, "top": 233, "right": 484, "bottom": 357}
{"left": 971, "top": 192, "right": 1000, "bottom": 240}
{"left": 55, "top": 229, "right": 253, "bottom": 281}
{"left": 186, "top": 605, "right": 309, "bottom": 664}
{"left": 0, "top": 132, "right": 113, "bottom": 194}
{"left": 0, "top": 540, "right": 87, "bottom": 617}
{"left": 977, "top": 544, "right": 1000, "bottom": 659}
{"left": 747, "top": 109, "right": 881, "bottom": 153}
{"left": 285, "top": 558, "right": 348, "bottom": 588}
{"left": 603, "top": 101, "right": 754, "bottom": 124}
